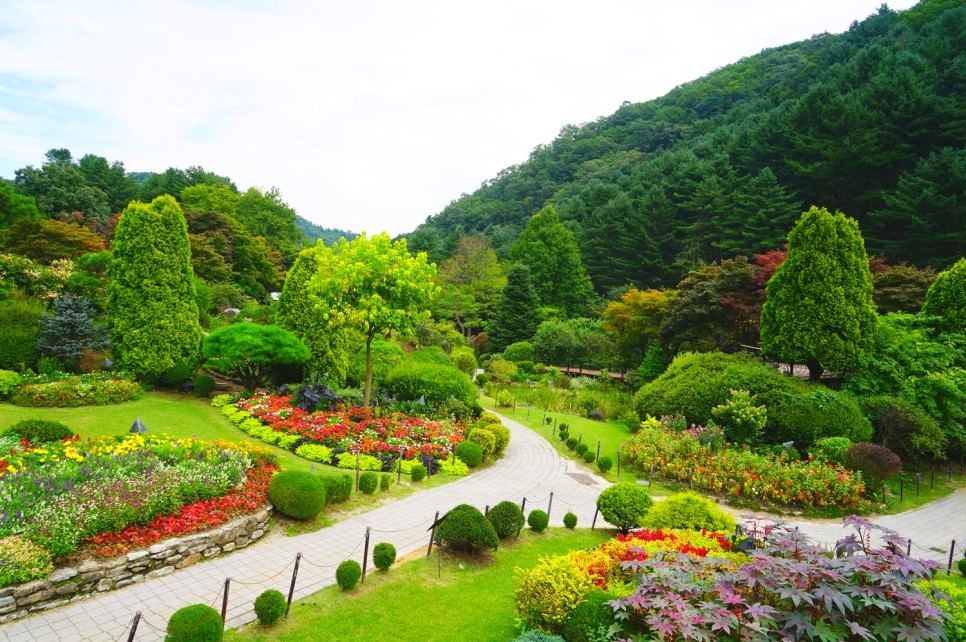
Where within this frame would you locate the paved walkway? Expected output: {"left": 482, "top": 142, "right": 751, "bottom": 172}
{"left": 2, "top": 413, "right": 965, "bottom": 641}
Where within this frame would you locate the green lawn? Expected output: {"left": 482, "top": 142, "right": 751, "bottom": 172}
{"left": 877, "top": 467, "right": 964, "bottom": 515}
{"left": 226, "top": 527, "right": 613, "bottom": 642}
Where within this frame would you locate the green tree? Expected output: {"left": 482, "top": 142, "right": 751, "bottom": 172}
{"left": 180, "top": 184, "right": 240, "bottom": 216}
{"left": 761, "top": 206, "right": 878, "bottom": 380}
{"left": 872, "top": 262, "right": 936, "bottom": 314}
{"left": 236, "top": 187, "right": 304, "bottom": 265}
{"left": 36, "top": 294, "right": 109, "bottom": 369}
{"left": 602, "top": 288, "right": 674, "bottom": 369}
{"left": 76, "top": 154, "right": 137, "bottom": 212}
{"left": 0, "top": 181, "right": 40, "bottom": 229}
{"left": 434, "top": 234, "right": 506, "bottom": 338}
{"left": 306, "top": 233, "right": 438, "bottom": 406}
{"left": 14, "top": 155, "right": 110, "bottom": 220}
{"left": 922, "top": 257, "right": 966, "bottom": 333}
{"left": 106, "top": 195, "right": 202, "bottom": 380}
{"left": 3, "top": 219, "right": 104, "bottom": 262}
{"left": 138, "top": 166, "right": 236, "bottom": 203}
{"left": 276, "top": 243, "right": 352, "bottom": 385}
{"left": 202, "top": 322, "right": 309, "bottom": 390}
{"left": 487, "top": 263, "right": 541, "bottom": 354}
{"left": 510, "top": 205, "right": 594, "bottom": 316}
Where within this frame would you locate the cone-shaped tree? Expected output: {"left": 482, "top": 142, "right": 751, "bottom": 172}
{"left": 106, "top": 195, "right": 201, "bottom": 380}
{"left": 922, "top": 257, "right": 966, "bottom": 334}
{"left": 760, "top": 206, "right": 878, "bottom": 381}
{"left": 487, "top": 263, "right": 541, "bottom": 354}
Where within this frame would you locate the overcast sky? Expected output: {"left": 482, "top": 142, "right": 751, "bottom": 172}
{"left": 0, "top": 0, "right": 919, "bottom": 237}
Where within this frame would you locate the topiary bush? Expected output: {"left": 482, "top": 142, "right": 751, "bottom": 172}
{"left": 373, "top": 542, "right": 397, "bottom": 572}
{"left": 321, "top": 473, "right": 353, "bottom": 503}
{"left": 165, "top": 604, "right": 223, "bottom": 642}
{"left": 2, "top": 418, "right": 74, "bottom": 443}
{"left": 469, "top": 428, "right": 496, "bottom": 457}
{"left": 759, "top": 388, "right": 872, "bottom": 449}
{"left": 385, "top": 362, "right": 476, "bottom": 406}
{"left": 842, "top": 443, "right": 902, "bottom": 488}
{"left": 487, "top": 422, "right": 511, "bottom": 456}
{"left": 434, "top": 503, "right": 499, "bottom": 553}
{"left": 563, "top": 511, "right": 577, "bottom": 529}
{"left": 561, "top": 590, "right": 618, "bottom": 642}
{"left": 597, "top": 455, "right": 613, "bottom": 473}
{"left": 268, "top": 470, "right": 327, "bottom": 520}
{"left": 253, "top": 589, "right": 286, "bottom": 625}
{"left": 194, "top": 374, "right": 216, "bottom": 398}
{"left": 0, "top": 370, "right": 22, "bottom": 399}
{"left": 452, "top": 350, "right": 477, "bottom": 375}
{"left": 642, "top": 492, "right": 736, "bottom": 532}
{"left": 528, "top": 509, "right": 549, "bottom": 533}
{"left": 811, "top": 437, "right": 853, "bottom": 464}
{"left": 475, "top": 372, "right": 489, "bottom": 386}
{"left": 487, "top": 500, "right": 525, "bottom": 539}
{"left": 358, "top": 471, "right": 378, "bottom": 495}
{"left": 503, "top": 341, "right": 536, "bottom": 364}
{"left": 575, "top": 443, "right": 588, "bottom": 456}
{"left": 596, "top": 483, "right": 653, "bottom": 534}
{"left": 582, "top": 450, "right": 596, "bottom": 463}
{"left": 496, "top": 389, "right": 514, "bottom": 407}
{"left": 410, "top": 462, "right": 427, "bottom": 481}
{"left": 380, "top": 473, "right": 391, "bottom": 491}
{"left": 336, "top": 560, "right": 362, "bottom": 590}
{"left": 566, "top": 437, "right": 577, "bottom": 450}
{"left": 454, "top": 440, "right": 484, "bottom": 468}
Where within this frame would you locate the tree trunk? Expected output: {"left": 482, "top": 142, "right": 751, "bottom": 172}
{"left": 363, "top": 328, "right": 375, "bottom": 407}
{"left": 807, "top": 360, "right": 824, "bottom": 381}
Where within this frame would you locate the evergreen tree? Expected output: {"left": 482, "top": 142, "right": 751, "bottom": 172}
{"left": 106, "top": 195, "right": 202, "bottom": 380}
{"left": 36, "top": 294, "right": 109, "bottom": 368}
{"left": 760, "top": 206, "right": 878, "bottom": 380}
{"left": 0, "top": 181, "right": 40, "bottom": 229}
{"left": 733, "top": 167, "right": 801, "bottom": 256}
{"left": 922, "top": 257, "right": 966, "bottom": 334}
{"left": 509, "top": 205, "right": 594, "bottom": 316}
{"left": 487, "top": 263, "right": 541, "bottom": 353}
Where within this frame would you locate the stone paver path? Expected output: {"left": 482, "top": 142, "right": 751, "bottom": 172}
{"left": 2, "top": 412, "right": 965, "bottom": 641}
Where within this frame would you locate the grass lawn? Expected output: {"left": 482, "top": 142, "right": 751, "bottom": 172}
{"left": 876, "top": 467, "right": 965, "bottom": 515}
{"left": 225, "top": 527, "right": 613, "bottom": 642}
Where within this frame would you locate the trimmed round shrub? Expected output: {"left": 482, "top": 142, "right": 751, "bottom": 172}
{"left": 487, "top": 500, "right": 525, "bottom": 539}
{"left": 452, "top": 350, "right": 478, "bottom": 375}
{"left": 561, "top": 590, "right": 617, "bottom": 642}
{"left": 843, "top": 443, "right": 902, "bottom": 488}
{"left": 958, "top": 557, "right": 966, "bottom": 579}
{"left": 469, "top": 428, "right": 496, "bottom": 457}
{"left": 0, "top": 370, "right": 22, "bottom": 399}
{"left": 358, "top": 471, "right": 378, "bottom": 495}
{"left": 409, "top": 346, "right": 453, "bottom": 366}
{"left": 455, "top": 440, "right": 484, "bottom": 467}
{"left": 558, "top": 429, "right": 569, "bottom": 441}
{"left": 194, "top": 374, "right": 216, "bottom": 398}
{"left": 268, "top": 470, "right": 327, "bottom": 520}
{"left": 566, "top": 437, "right": 578, "bottom": 450}
{"left": 642, "top": 492, "right": 736, "bottom": 531}
{"left": 759, "top": 388, "right": 872, "bottom": 449}
{"left": 434, "top": 504, "right": 499, "bottom": 552}
{"left": 811, "top": 437, "right": 853, "bottom": 464}
{"left": 488, "top": 422, "right": 511, "bottom": 456}
{"left": 563, "top": 511, "right": 578, "bottom": 529}
{"left": 503, "top": 341, "right": 536, "bottom": 363}
{"left": 587, "top": 410, "right": 605, "bottom": 421}
{"left": 385, "top": 362, "right": 476, "bottom": 406}
{"left": 380, "top": 473, "right": 391, "bottom": 491}
{"left": 582, "top": 450, "right": 596, "bottom": 463}
{"left": 321, "top": 473, "right": 353, "bottom": 503}
{"left": 597, "top": 455, "right": 613, "bottom": 473}
{"left": 862, "top": 395, "right": 945, "bottom": 461}
{"left": 165, "top": 604, "right": 223, "bottom": 642}
{"left": 528, "top": 509, "right": 549, "bottom": 533}
{"left": 253, "top": 589, "right": 286, "bottom": 625}
{"left": 3, "top": 419, "right": 74, "bottom": 443}
{"left": 475, "top": 372, "right": 489, "bottom": 386}
{"left": 575, "top": 443, "right": 588, "bottom": 456}
{"left": 596, "top": 483, "right": 653, "bottom": 534}
{"left": 336, "top": 560, "right": 362, "bottom": 590}
{"left": 410, "top": 461, "right": 427, "bottom": 481}
{"left": 373, "top": 542, "right": 396, "bottom": 572}
{"left": 558, "top": 423, "right": 570, "bottom": 432}
{"left": 496, "top": 389, "right": 514, "bottom": 407}
{"left": 514, "top": 632, "right": 565, "bottom": 642}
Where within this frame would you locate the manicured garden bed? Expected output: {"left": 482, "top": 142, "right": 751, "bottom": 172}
{"left": 8, "top": 371, "right": 142, "bottom": 407}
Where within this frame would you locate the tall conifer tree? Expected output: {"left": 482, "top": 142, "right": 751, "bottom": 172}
{"left": 487, "top": 263, "right": 541, "bottom": 353}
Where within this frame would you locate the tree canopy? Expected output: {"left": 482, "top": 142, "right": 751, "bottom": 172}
{"left": 202, "top": 322, "right": 309, "bottom": 390}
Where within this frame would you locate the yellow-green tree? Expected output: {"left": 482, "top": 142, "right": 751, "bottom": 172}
{"left": 307, "top": 233, "right": 438, "bottom": 406}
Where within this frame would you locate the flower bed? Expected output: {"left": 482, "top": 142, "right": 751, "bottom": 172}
{"left": 10, "top": 371, "right": 142, "bottom": 407}
{"left": 620, "top": 416, "right": 874, "bottom": 514}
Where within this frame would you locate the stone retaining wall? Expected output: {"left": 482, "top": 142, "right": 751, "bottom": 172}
{"left": 0, "top": 506, "right": 271, "bottom": 625}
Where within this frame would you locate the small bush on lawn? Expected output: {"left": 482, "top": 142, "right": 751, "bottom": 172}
{"left": 194, "top": 374, "right": 216, "bottom": 398}
{"left": 566, "top": 437, "right": 577, "bottom": 450}
{"left": 811, "top": 436, "right": 853, "bottom": 464}
{"left": 561, "top": 590, "right": 617, "bottom": 642}
{"left": 435, "top": 504, "right": 498, "bottom": 553}
{"left": 575, "top": 442, "right": 588, "bottom": 456}
{"left": 503, "top": 341, "right": 536, "bottom": 363}
{"left": 563, "top": 512, "right": 577, "bottom": 529}
{"left": 514, "top": 632, "right": 565, "bottom": 642}
{"left": 358, "top": 471, "right": 378, "bottom": 495}
{"left": 0, "top": 370, "right": 21, "bottom": 399}
{"left": 321, "top": 473, "right": 353, "bottom": 504}
{"left": 487, "top": 501, "right": 525, "bottom": 539}
{"left": 843, "top": 443, "right": 902, "bottom": 488}
{"left": 496, "top": 389, "right": 514, "bottom": 407}
{"left": 469, "top": 428, "right": 496, "bottom": 457}
{"left": 165, "top": 604, "right": 223, "bottom": 642}
{"left": 336, "top": 560, "right": 362, "bottom": 590}
{"left": 596, "top": 483, "right": 653, "bottom": 534}
{"left": 452, "top": 350, "right": 477, "bottom": 375}
{"left": 254, "top": 589, "right": 286, "bottom": 625}
{"left": 385, "top": 362, "right": 476, "bottom": 406}
{"left": 597, "top": 455, "right": 613, "bottom": 473}
{"left": 380, "top": 473, "right": 391, "bottom": 491}
{"left": 373, "top": 542, "right": 397, "bottom": 572}
{"left": 582, "top": 450, "right": 595, "bottom": 463}
{"left": 643, "top": 492, "right": 735, "bottom": 532}
{"left": 268, "top": 470, "right": 327, "bottom": 520}
{"left": 0, "top": 536, "right": 53, "bottom": 586}
{"left": 455, "top": 440, "right": 483, "bottom": 467}
{"left": 918, "top": 578, "right": 966, "bottom": 640}
{"left": 587, "top": 410, "right": 605, "bottom": 421}
{"left": 410, "top": 462, "right": 426, "bottom": 481}
{"left": 475, "top": 372, "right": 489, "bottom": 386}
{"left": 528, "top": 509, "right": 549, "bottom": 533}
{"left": 487, "top": 422, "right": 511, "bottom": 456}
{"left": 3, "top": 418, "right": 74, "bottom": 443}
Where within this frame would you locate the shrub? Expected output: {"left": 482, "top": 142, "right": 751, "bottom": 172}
{"left": 862, "top": 395, "right": 946, "bottom": 461}
{"left": 469, "top": 428, "right": 496, "bottom": 457}
{"left": 496, "top": 389, "right": 514, "bottom": 407}
{"left": 597, "top": 455, "right": 613, "bottom": 473}
{"left": 811, "top": 437, "right": 853, "bottom": 464}
{"left": 561, "top": 590, "right": 617, "bottom": 642}
{"left": 566, "top": 437, "right": 578, "bottom": 450}
{"left": 358, "top": 471, "right": 378, "bottom": 495}
{"left": 11, "top": 372, "right": 142, "bottom": 407}
{"left": 434, "top": 504, "right": 499, "bottom": 552}
{"left": 410, "top": 462, "right": 426, "bottom": 481}
{"left": 0, "top": 370, "right": 22, "bottom": 399}
{"left": 710, "top": 389, "right": 766, "bottom": 445}
{"left": 596, "top": 483, "right": 653, "bottom": 534}
{"left": 475, "top": 372, "right": 489, "bottom": 386}
{"left": 194, "top": 374, "right": 216, "bottom": 398}
{"left": 487, "top": 422, "right": 511, "bottom": 455}
{"left": 0, "top": 300, "right": 42, "bottom": 371}
{"left": 373, "top": 542, "right": 397, "bottom": 572}
{"left": 455, "top": 440, "right": 484, "bottom": 467}
{"left": 253, "top": 589, "right": 286, "bottom": 625}
{"left": 409, "top": 346, "right": 452, "bottom": 366}
{"left": 380, "top": 473, "right": 391, "bottom": 491}
{"left": 759, "top": 388, "right": 873, "bottom": 449}
{"left": 514, "top": 632, "right": 566, "bottom": 642}
{"left": 515, "top": 553, "right": 596, "bottom": 631}
{"left": 0, "top": 536, "right": 53, "bottom": 587}
{"left": 516, "top": 360, "right": 535, "bottom": 374}
{"left": 487, "top": 501, "right": 525, "bottom": 539}
{"left": 563, "top": 511, "right": 577, "bottom": 529}
{"left": 452, "top": 350, "right": 477, "bottom": 374}
{"left": 336, "top": 560, "right": 362, "bottom": 590}
{"left": 587, "top": 410, "right": 605, "bottom": 421}
{"left": 643, "top": 492, "right": 736, "bottom": 532}
{"left": 165, "top": 604, "right": 223, "bottom": 642}
{"left": 919, "top": 578, "right": 966, "bottom": 641}
{"left": 503, "top": 341, "right": 536, "bottom": 363}
{"left": 582, "top": 450, "right": 596, "bottom": 463}
{"left": 3, "top": 418, "right": 74, "bottom": 443}
{"left": 268, "top": 470, "right": 327, "bottom": 520}
{"left": 528, "top": 509, "right": 549, "bottom": 533}
{"left": 385, "top": 362, "right": 476, "bottom": 406}
{"left": 320, "top": 474, "right": 353, "bottom": 503}
{"left": 575, "top": 442, "right": 588, "bottom": 456}
{"left": 843, "top": 443, "right": 902, "bottom": 488}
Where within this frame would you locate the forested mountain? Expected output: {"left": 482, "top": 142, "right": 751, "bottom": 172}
{"left": 408, "top": 0, "right": 966, "bottom": 292}
{"left": 295, "top": 216, "right": 357, "bottom": 246}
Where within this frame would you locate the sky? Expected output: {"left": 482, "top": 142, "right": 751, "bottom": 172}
{"left": 0, "top": 0, "right": 920, "bottom": 237}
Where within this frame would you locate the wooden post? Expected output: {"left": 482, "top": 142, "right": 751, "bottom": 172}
{"left": 900, "top": 476, "right": 904, "bottom": 503}
{"left": 648, "top": 461, "right": 655, "bottom": 487}
{"left": 617, "top": 452, "right": 621, "bottom": 478}
{"left": 355, "top": 452, "right": 361, "bottom": 491}
{"left": 286, "top": 553, "right": 301, "bottom": 617}
{"left": 547, "top": 492, "right": 554, "bottom": 521}
{"left": 484, "top": 504, "right": 489, "bottom": 516}
{"left": 948, "top": 540, "right": 957, "bottom": 575}
{"left": 221, "top": 577, "right": 230, "bottom": 625}
{"left": 397, "top": 450, "right": 402, "bottom": 484}
{"left": 126, "top": 612, "right": 142, "bottom": 642}
{"left": 596, "top": 441, "right": 601, "bottom": 462}
{"left": 577, "top": 433, "right": 583, "bottom": 446}
{"left": 426, "top": 511, "right": 440, "bottom": 559}
{"left": 907, "top": 539, "right": 912, "bottom": 556}
{"left": 916, "top": 473, "right": 921, "bottom": 497}
{"left": 361, "top": 527, "right": 371, "bottom": 581}
{"left": 591, "top": 506, "right": 599, "bottom": 530}
{"left": 520, "top": 497, "right": 527, "bottom": 513}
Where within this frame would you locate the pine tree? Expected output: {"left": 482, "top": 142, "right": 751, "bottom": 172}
{"left": 106, "top": 195, "right": 201, "bottom": 380}
{"left": 487, "top": 263, "right": 541, "bottom": 353}
{"left": 922, "top": 257, "right": 966, "bottom": 334}
{"left": 36, "top": 294, "right": 109, "bottom": 368}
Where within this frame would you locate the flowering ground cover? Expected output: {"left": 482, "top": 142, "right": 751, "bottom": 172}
{"left": 10, "top": 371, "right": 142, "bottom": 407}
{"left": 620, "top": 416, "right": 875, "bottom": 514}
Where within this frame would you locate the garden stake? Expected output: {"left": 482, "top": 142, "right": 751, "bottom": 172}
{"left": 517, "top": 497, "right": 528, "bottom": 539}
{"left": 520, "top": 497, "right": 527, "bottom": 513}
{"left": 948, "top": 540, "right": 957, "bottom": 575}
{"left": 362, "top": 527, "right": 371, "bottom": 581}
{"left": 397, "top": 451, "right": 402, "bottom": 484}
{"left": 930, "top": 468, "right": 935, "bottom": 489}
{"left": 553, "top": 418, "right": 558, "bottom": 431}
{"left": 617, "top": 452, "right": 621, "bottom": 478}
{"left": 426, "top": 511, "right": 440, "bottom": 559}
{"left": 355, "top": 452, "right": 361, "bottom": 491}
{"left": 285, "top": 553, "right": 301, "bottom": 617}
{"left": 591, "top": 506, "right": 599, "bottom": 530}
{"left": 900, "top": 476, "right": 904, "bottom": 503}
{"left": 577, "top": 433, "right": 583, "bottom": 446}
{"left": 126, "top": 612, "right": 142, "bottom": 642}
{"left": 916, "top": 473, "right": 921, "bottom": 497}
{"left": 907, "top": 539, "right": 912, "bottom": 556}
{"left": 547, "top": 492, "right": 554, "bottom": 521}
{"left": 596, "top": 441, "right": 601, "bottom": 462}
{"left": 221, "top": 577, "right": 230, "bottom": 625}
{"left": 484, "top": 504, "right": 489, "bottom": 516}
